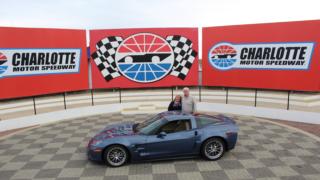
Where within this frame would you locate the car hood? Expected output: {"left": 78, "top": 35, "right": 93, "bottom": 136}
{"left": 93, "top": 121, "right": 136, "bottom": 140}
{"left": 216, "top": 114, "right": 237, "bottom": 124}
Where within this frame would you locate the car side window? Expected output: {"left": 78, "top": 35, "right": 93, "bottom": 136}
{"left": 139, "top": 118, "right": 165, "bottom": 135}
{"left": 195, "top": 116, "right": 221, "bottom": 128}
{"left": 157, "top": 120, "right": 191, "bottom": 134}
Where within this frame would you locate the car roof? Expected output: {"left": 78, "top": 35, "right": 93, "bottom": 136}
{"left": 159, "top": 111, "right": 212, "bottom": 121}
{"left": 158, "top": 111, "right": 190, "bottom": 120}
{"left": 159, "top": 111, "right": 231, "bottom": 122}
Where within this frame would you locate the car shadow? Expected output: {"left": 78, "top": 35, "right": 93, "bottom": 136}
{"left": 88, "top": 155, "right": 204, "bottom": 167}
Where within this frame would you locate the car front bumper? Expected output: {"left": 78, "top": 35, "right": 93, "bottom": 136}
{"left": 226, "top": 133, "right": 238, "bottom": 150}
{"left": 87, "top": 147, "right": 103, "bottom": 162}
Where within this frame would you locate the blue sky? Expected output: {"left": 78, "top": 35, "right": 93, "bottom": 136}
{"left": 1, "top": 0, "right": 319, "bottom": 57}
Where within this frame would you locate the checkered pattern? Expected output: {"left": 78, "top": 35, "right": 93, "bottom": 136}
{"left": 91, "top": 36, "right": 123, "bottom": 81}
{"left": 166, "top": 35, "right": 197, "bottom": 80}
{"left": 0, "top": 114, "right": 319, "bottom": 180}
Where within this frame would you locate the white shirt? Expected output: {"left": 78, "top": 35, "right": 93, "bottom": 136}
{"left": 182, "top": 96, "right": 196, "bottom": 113}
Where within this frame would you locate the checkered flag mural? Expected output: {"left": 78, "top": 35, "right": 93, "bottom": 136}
{"left": 91, "top": 34, "right": 197, "bottom": 82}
{"left": 91, "top": 36, "right": 123, "bottom": 81}
{"left": 166, "top": 35, "right": 197, "bottom": 80}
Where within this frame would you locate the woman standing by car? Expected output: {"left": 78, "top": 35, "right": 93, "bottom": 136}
{"left": 168, "top": 95, "right": 182, "bottom": 111}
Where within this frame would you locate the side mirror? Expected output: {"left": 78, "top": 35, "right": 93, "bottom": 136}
{"left": 157, "top": 131, "right": 167, "bottom": 138}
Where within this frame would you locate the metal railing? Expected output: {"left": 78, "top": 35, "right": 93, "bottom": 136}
{"left": 1, "top": 86, "right": 313, "bottom": 119}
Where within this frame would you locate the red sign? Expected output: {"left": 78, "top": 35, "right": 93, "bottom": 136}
{"left": 90, "top": 28, "right": 198, "bottom": 89}
{"left": 0, "top": 27, "right": 88, "bottom": 99}
{"left": 202, "top": 20, "right": 320, "bottom": 91}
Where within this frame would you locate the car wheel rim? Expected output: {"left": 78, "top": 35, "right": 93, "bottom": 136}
{"left": 107, "top": 147, "right": 126, "bottom": 166}
{"left": 205, "top": 140, "right": 223, "bottom": 159}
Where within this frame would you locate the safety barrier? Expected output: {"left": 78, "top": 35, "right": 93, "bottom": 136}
{"left": 1, "top": 87, "right": 319, "bottom": 121}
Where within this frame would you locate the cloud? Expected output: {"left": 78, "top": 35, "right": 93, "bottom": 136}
{"left": 1, "top": 0, "right": 319, "bottom": 29}
{"left": 0, "top": 0, "right": 319, "bottom": 57}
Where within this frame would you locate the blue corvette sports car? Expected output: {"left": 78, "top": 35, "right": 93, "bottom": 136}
{"left": 87, "top": 111, "right": 239, "bottom": 167}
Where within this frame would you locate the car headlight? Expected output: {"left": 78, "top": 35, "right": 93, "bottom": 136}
{"left": 89, "top": 139, "right": 103, "bottom": 147}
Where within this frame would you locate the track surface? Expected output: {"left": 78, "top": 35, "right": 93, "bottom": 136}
{"left": 0, "top": 113, "right": 320, "bottom": 180}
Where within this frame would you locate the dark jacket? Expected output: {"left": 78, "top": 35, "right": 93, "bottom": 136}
{"left": 168, "top": 101, "right": 182, "bottom": 111}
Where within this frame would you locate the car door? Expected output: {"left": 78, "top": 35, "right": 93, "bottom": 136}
{"left": 143, "top": 119, "right": 197, "bottom": 159}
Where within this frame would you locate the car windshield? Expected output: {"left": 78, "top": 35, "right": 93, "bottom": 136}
{"left": 135, "top": 115, "right": 165, "bottom": 135}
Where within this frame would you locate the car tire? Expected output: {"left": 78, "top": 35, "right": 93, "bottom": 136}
{"left": 201, "top": 137, "right": 225, "bottom": 161}
{"left": 104, "top": 145, "right": 128, "bottom": 167}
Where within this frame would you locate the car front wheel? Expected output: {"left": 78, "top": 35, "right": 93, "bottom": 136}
{"left": 201, "top": 137, "right": 225, "bottom": 160}
{"left": 104, "top": 145, "right": 128, "bottom": 167}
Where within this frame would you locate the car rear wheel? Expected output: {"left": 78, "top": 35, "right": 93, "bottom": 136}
{"left": 104, "top": 145, "right": 128, "bottom": 167}
{"left": 201, "top": 137, "right": 225, "bottom": 160}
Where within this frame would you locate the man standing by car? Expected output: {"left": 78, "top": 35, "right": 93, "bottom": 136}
{"left": 182, "top": 87, "right": 196, "bottom": 114}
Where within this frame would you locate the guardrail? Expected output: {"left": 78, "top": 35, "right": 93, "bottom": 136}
{"left": 0, "top": 86, "right": 320, "bottom": 121}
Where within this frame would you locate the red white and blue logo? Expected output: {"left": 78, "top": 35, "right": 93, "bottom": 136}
{"left": 115, "top": 33, "right": 174, "bottom": 83}
{"left": 91, "top": 33, "right": 198, "bottom": 83}
{"left": 0, "top": 52, "right": 8, "bottom": 76}
{"left": 209, "top": 44, "right": 237, "bottom": 70}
